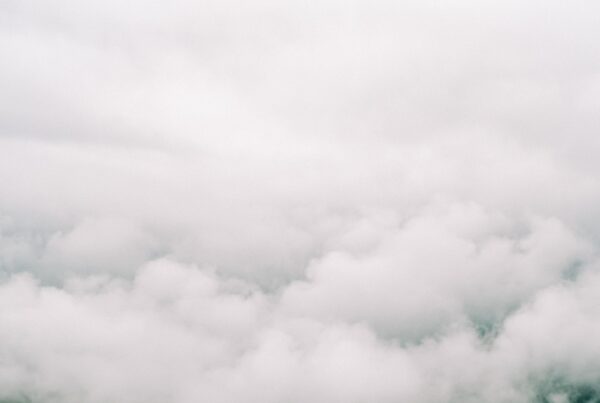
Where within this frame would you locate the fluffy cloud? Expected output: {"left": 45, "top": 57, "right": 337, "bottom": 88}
{"left": 1, "top": 0, "right": 600, "bottom": 402}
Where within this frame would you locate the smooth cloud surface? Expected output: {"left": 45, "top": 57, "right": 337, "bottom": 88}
{"left": 1, "top": 1, "right": 600, "bottom": 402}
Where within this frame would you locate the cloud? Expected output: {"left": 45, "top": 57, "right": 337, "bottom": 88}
{"left": 281, "top": 207, "right": 591, "bottom": 339}
{"left": 2, "top": 263, "right": 600, "bottom": 403}
{"left": 1, "top": 0, "right": 600, "bottom": 402}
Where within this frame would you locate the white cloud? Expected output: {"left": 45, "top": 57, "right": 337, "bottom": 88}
{"left": 1, "top": 0, "right": 600, "bottom": 401}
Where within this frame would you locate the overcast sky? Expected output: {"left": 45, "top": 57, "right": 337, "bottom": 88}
{"left": 1, "top": 1, "right": 600, "bottom": 402}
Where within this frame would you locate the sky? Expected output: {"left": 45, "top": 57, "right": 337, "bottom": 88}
{"left": 1, "top": 1, "right": 600, "bottom": 402}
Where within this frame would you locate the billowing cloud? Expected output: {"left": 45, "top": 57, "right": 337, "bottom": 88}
{"left": 1, "top": 0, "right": 600, "bottom": 402}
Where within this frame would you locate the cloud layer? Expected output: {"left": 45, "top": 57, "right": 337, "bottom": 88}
{"left": 1, "top": 1, "right": 600, "bottom": 402}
